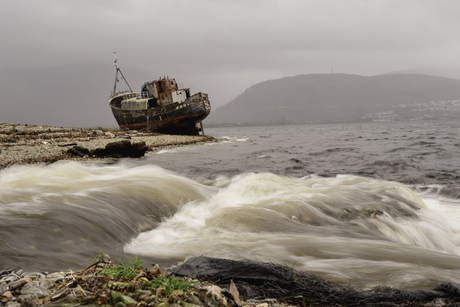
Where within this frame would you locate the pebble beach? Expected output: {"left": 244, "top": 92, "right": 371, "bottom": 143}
{"left": 0, "top": 124, "right": 217, "bottom": 167}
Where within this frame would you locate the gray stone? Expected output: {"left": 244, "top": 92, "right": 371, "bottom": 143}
{"left": 17, "top": 294, "right": 40, "bottom": 307}
{"left": 20, "top": 283, "right": 50, "bottom": 298}
{"left": 5, "top": 302, "right": 21, "bottom": 307}
{"left": 38, "top": 279, "right": 54, "bottom": 290}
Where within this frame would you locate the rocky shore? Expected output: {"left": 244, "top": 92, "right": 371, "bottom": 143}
{"left": 2, "top": 254, "right": 460, "bottom": 307}
{"left": 0, "top": 124, "right": 218, "bottom": 167}
{"left": 0, "top": 254, "right": 287, "bottom": 307}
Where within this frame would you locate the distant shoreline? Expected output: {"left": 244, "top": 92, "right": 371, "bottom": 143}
{"left": 0, "top": 124, "right": 217, "bottom": 167}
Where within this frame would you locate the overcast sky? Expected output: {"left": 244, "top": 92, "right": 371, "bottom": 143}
{"left": 2, "top": 0, "right": 460, "bottom": 109}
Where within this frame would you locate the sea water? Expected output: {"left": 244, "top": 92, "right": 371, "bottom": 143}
{"left": 2, "top": 120, "right": 460, "bottom": 290}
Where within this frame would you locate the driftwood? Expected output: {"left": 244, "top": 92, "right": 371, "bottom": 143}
{"left": 0, "top": 277, "right": 32, "bottom": 295}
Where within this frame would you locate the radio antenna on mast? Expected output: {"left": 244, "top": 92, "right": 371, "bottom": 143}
{"left": 112, "top": 51, "right": 119, "bottom": 69}
{"left": 111, "top": 52, "right": 133, "bottom": 96}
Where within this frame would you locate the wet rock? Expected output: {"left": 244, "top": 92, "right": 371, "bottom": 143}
{"left": 92, "top": 140, "right": 148, "bottom": 158}
{"left": 17, "top": 294, "right": 40, "bottom": 307}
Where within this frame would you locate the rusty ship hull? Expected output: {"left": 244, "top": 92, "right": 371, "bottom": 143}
{"left": 109, "top": 92, "right": 210, "bottom": 135}
{"left": 108, "top": 57, "right": 211, "bottom": 135}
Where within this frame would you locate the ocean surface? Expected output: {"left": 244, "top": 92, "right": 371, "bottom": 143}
{"left": 2, "top": 120, "right": 460, "bottom": 290}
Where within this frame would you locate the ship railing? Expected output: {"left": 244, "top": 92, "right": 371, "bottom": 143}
{"left": 121, "top": 92, "right": 140, "bottom": 100}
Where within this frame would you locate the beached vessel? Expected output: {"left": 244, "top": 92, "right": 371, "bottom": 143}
{"left": 108, "top": 58, "right": 211, "bottom": 135}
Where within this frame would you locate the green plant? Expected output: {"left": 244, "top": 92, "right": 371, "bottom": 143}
{"left": 142, "top": 275, "right": 197, "bottom": 296}
{"left": 101, "top": 256, "right": 144, "bottom": 279}
{"left": 94, "top": 252, "right": 106, "bottom": 263}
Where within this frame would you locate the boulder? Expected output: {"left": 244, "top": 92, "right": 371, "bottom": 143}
{"left": 92, "top": 140, "right": 147, "bottom": 158}
{"left": 67, "top": 141, "right": 148, "bottom": 159}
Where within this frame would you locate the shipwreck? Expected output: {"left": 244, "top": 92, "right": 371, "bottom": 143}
{"left": 108, "top": 58, "right": 211, "bottom": 135}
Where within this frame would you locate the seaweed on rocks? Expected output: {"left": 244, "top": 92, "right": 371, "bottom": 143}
{"left": 3, "top": 255, "right": 460, "bottom": 306}
{"left": 172, "top": 256, "right": 460, "bottom": 306}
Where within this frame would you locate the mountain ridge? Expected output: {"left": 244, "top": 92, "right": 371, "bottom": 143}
{"left": 206, "top": 73, "right": 460, "bottom": 126}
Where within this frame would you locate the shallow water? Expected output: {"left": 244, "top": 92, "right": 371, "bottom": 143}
{"left": 2, "top": 120, "right": 460, "bottom": 290}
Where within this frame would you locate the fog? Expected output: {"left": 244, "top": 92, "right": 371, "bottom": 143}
{"left": 1, "top": 0, "right": 460, "bottom": 127}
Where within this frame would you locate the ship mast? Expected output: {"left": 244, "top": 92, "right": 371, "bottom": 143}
{"left": 112, "top": 52, "right": 133, "bottom": 96}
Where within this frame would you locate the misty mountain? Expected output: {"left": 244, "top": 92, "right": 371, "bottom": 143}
{"left": 385, "top": 67, "right": 460, "bottom": 80}
{"left": 206, "top": 73, "right": 460, "bottom": 126}
{"left": 0, "top": 63, "right": 153, "bottom": 128}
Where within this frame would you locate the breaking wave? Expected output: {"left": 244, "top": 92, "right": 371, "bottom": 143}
{"left": 125, "top": 171, "right": 460, "bottom": 289}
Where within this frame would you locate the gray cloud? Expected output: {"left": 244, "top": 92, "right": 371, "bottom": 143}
{"left": 1, "top": 0, "right": 460, "bottom": 124}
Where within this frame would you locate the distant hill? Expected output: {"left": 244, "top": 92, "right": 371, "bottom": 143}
{"left": 386, "top": 67, "right": 460, "bottom": 80}
{"left": 206, "top": 73, "right": 460, "bottom": 126}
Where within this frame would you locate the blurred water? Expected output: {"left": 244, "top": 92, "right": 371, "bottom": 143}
{"left": 2, "top": 120, "right": 460, "bottom": 290}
